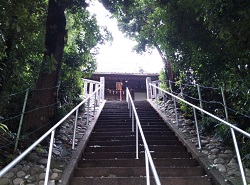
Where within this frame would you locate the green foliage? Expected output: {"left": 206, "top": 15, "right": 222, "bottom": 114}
{"left": 214, "top": 124, "right": 233, "bottom": 146}
{"left": 0, "top": 122, "right": 8, "bottom": 133}
{"left": 101, "top": 0, "right": 250, "bottom": 113}
{"left": 200, "top": 117, "right": 220, "bottom": 136}
{"left": 35, "top": 144, "right": 44, "bottom": 153}
{"left": 57, "top": 8, "right": 111, "bottom": 114}
{"left": 0, "top": 1, "right": 46, "bottom": 89}
{"left": 178, "top": 100, "right": 193, "bottom": 119}
{"left": 159, "top": 69, "right": 167, "bottom": 90}
{"left": 0, "top": 1, "right": 47, "bottom": 126}
{"left": 0, "top": 127, "right": 16, "bottom": 166}
{"left": 0, "top": 0, "right": 111, "bottom": 139}
{"left": 241, "top": 127, "right": 250, "bottom": 168}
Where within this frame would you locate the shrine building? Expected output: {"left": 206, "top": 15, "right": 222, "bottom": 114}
{"left": 88, "top": 72, "right": 159, "bottom": 101}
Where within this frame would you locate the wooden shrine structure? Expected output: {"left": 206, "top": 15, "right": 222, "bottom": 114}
{"left": 88, "top": 72, "right": 159, "bottom": 101}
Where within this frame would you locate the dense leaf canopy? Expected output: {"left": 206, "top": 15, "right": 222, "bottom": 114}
{"left": 0, "top": 0, "right": 111, "bottom": 138}
{"left": 101, "top": 0, "right": 250, "bottom": 119}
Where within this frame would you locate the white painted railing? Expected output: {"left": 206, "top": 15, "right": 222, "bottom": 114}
{"left": 146, "top": 78, "right": 250, "bottom": 185}
{"left": 126, "top": 87, "right": 161, "bottom": 185}
{"left": 0, "top": 82, "right": 105, "bottom": 185}
{"left": 83, "top": 77, "right": 105, "bottom": 101}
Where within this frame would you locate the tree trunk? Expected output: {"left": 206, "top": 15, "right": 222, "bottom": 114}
{"left": 22, "top": 0, "right": 66, "bottom": 137}
{"left": 154, "top": 43, "right": 174, "bottom": 81}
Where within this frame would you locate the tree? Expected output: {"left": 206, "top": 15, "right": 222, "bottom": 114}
{"left": 22, "top": 0, "right": 111, "bottom": 137}
{"left": 0, "top": 1, "right": 47, "bottom": 93}
{"left": 0, "top": 0, "right": 111, "bottom": 139}
{"left": 100, "top": 0, "right": 250, "bottom": 117}
{"left": 99, "top": 0, "right": 250, "bottom": 166}
{"left": 21, "top": 0, "right": 69, "bottom": 135}
{"left": 0, "top": 0, "right": 47, "bottom": 133}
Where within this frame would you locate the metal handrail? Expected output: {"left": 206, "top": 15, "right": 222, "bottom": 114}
{"left": 126, "top": 87, "right": 161, "bottom": 185}
{"left": 0, "top": 85, "right": 104, "bottom": 184}
{"left": 149, "top": 83, "right": 250, "bottom": 185}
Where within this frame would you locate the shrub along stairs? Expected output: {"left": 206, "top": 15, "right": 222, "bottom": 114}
{"left": 70, "top": 101, "right": 212, "bottom": 185}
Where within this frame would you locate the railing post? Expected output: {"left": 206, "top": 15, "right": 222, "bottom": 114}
{"left": 156, "top": 83, "right": 159, "bottom": 106}
{"left": 93, "top": 93, "right": 97, "bottom": 114}
{"left": 100, "top": 77, "right": 105, "bottom": 101}
{"left": 84, "top": 81, "right": 88, "bottom": 95}
{"left": 129, "top": 102, "right": 132, "bottom": 118}
{"left": 193, "top": 108, "right": 201, "bottom": 149}
{"left": 72, "top": 108, "right": 79, "bottom": 149}
{"left": 219, "top": 88, "right": 245, "bottom": 182}
{"left": 132, "top": 111, "right": 134, "bottom": 132}
{"left": 89, "top": 83, "right": 94, "bottom": 107}
{"left": 146, "top": 77, "right": 152, "bottom": 99}
{"left": 145, "top": 150, "right": 150, "bottom": 185}
{"left": 44, "top": 130, "right": 55, "bottom": 185}
{"left": 153, "top": 83, "right": 157, "bottom": 100}
{"left": 230, "top": 128, "right": 247, "bottom": 185}
{"left": 87, "top": 98, "right": 90, "bottom": 125}
{"left": 136, "top": 119, "right": 139, "bottom": 159}
{"left": 15, "top": 88, "right": 29, "bottom": 151}
{"left": 128, "top": 100, "right": 130, "bottom": 114}
{"left": 99, "top": 84, "right": 101, "bottom": 103}
{"left": 97, "top": 85, "right": 100, "bottom": 106}
{"left": 89, "top": 83, "right": 93, "bottom": 95}
{"left": 221, "top": 87, "right": 229, "bottom": 122}
{"left": 163, "top": 92, "right": 166, "bottom": 114}
{"left": 126, "top": 87, "right": 128, "bottom": 102}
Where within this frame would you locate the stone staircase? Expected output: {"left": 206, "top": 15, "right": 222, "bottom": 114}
{"left": 70, "top": 101, "right": 212, "bottom": 185}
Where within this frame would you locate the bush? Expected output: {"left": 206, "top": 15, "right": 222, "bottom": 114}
{"left": 178, "top": 100, "right": 193, "bottom": 119}
{"left": 213, "top": 124, "right": 233, "bottom": 146}
{"left": 200, "top": 117, "right": 219, "bottom": 135}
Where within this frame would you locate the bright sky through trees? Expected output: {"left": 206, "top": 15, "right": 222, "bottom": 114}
{"left": 87, "top": 1, "right": 163, "bottom": 73}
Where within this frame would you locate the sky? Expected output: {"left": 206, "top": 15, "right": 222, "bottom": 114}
{"left": 87, "top": 1, "right": 163, "bottom": 73}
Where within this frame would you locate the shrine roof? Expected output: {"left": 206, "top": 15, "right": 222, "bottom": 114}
{"left": 89, "top": 72, "right": 159, "bottom": 81}
{"left": 92, "top": 72, "right": 158, "bottom": 76}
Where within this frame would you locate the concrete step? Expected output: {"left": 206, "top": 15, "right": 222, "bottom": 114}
{"left": 95, "top": 122, "right": 167, "bottom": 126}
{"left": 97, "top": 117, "right": 163, "bottom": 121}
{"left": 97, "top": 117, "right": 163, "bottom": 120}
{"left": 74, "top": 166, "right": 205, "bottom": 177}
{"left": 90, "top": 131, "right": 175, "bottom": 137}
{"left": 86, "top": 140, "right": 182, "bottom": 146}
{"left": 78, "top": 158, "right": 198, "bottom": 168}
{"left": 96, "top": 119, "right": 132, "bottom": 122}
{"left": 70, "top": 176, "right": 211, "bottom": 185}
{"left": 88, "top": 135, "right": 179, "bottom": 142}
{"left": 100, "top": 110, "right": 160, "bottom": 119}
{"left": 82, "top": 152, "right": 192, "bottom": 159}
{"left": 85, "top": 145, "right": 187, "bottom": 153}
{"left": 93, "top": 127, "right": 172, "bottom": 132}
{"left": 94, "top": 124, "right": 170, "bottom": 129}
